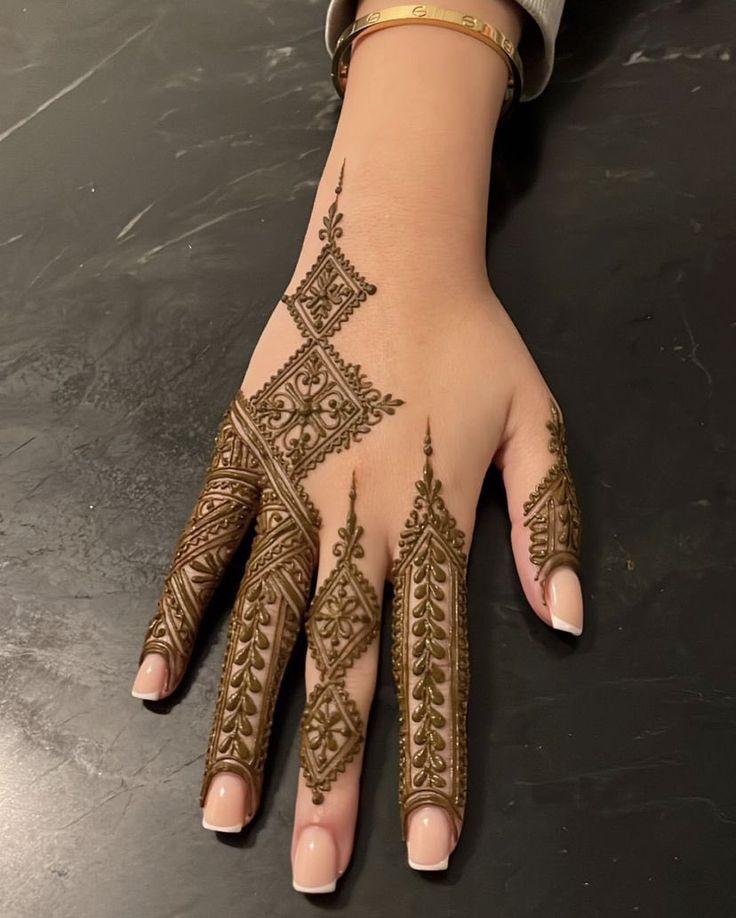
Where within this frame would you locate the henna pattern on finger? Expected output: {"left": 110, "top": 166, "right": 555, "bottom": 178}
{"left": 390, "top": 426, "right": 470, "bottom": 840}
{"left": 139, "top": 161, "right": 403, "bottom": 819}
{"left": 199, "top": 162, "right": 401, "bottom": 812}
{"left": 139, "top": 407, "right": 263, "bottom": 690}
{"left": 300, "top": 474, "right": 380, "bottom": 804}
{"left": 199, "top": 480, "right": 316, "bottom": 808}
{"left": 523, "top": 400, "right": 582, "bottom": 599}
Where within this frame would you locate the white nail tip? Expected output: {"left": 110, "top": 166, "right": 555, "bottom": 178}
{"left": 292, "top": 880, "right": 337, "bottom": 894}
{"left": 550, "top": 613, "right": 582, "bottom": 636}
{"left": 408, "top": 856, "right": 449, "bottom": 871}
{"left": 201, "top": 817, "right": 243, "bottom": 833}
{"left": 131, "top": 689, "right": 162, "bottom": 700}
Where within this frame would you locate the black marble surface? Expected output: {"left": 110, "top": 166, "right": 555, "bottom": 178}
{"left": 1, "top": 1, "right": 734, "bottom": 916}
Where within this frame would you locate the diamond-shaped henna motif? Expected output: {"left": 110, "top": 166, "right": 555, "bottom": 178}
{"left": 249, "top": 339, "right": 402, "bottom": 481}
{"left": 309, "top": 565, "right": 377, "bottom": 677}
{"left": 299, "top": 475, "right": 380, "bottom": 803}
{"left": 301, "top": 682, "right": 364, "bottom": 797}
{"left": 282, "top": 243, "right": 376, "bottom": 340}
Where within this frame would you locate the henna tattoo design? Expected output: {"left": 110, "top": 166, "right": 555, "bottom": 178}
{"left": 199, "top": 481, "right": 316, "bottom": 807}
{"left": 390, "top": 426, "right": 470, "bottom": 840}
{"left": 138, "top": 160, "right": 403, "bottom": 816}
{"left": 282, "top": 166, "right": 376, "bottom": 340}
{"left": 523, "top": 400, "right": 582, "bottom": 598}
{"left": 249, "top": 161, "right": 403, "bottom": 479}
{"left": 249, "top": 338, "right": 402, "bottom": 481}
{"left": 300, "top": 474, "right": 380, "bottom": 804}
{"left": 139, "top": 407, "right": 262, "bottom": 690}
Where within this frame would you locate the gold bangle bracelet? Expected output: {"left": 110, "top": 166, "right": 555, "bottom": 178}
{"left": 331, "top": 4, "right": 524, "bottom": 116}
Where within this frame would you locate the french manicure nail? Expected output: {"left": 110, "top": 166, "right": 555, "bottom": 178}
{"left": 292, "top": 826, "right": 339, "bottom": 894}
{"left": 201, "top": 773, "right": 248, "bottom": 832}
{"left": 406, "top": 806, "right": 454, "bottom": 871}
{"left": 131, "top": 653, "right": 169, "bottom": 700}
{"left": 546, "top": 566, "right": 583, "bottom": 636}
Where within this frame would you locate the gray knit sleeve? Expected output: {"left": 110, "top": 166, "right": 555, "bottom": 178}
{"left": 324, "top": 0, "right": 566, "bottom": 101}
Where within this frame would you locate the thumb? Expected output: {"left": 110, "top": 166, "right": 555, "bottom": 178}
{"left": 496, "top": 390, "right": 583, "bottom": 636}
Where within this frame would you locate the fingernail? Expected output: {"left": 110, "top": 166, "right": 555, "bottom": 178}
{"left": 202, "top": 773, "right": 248, "bottom": 832}
{"left": 292, "top": 826, "right": 339, "bottom": 894}
{"left": 406, "top": 806, "right": 454, "bottom": 871}
{"left": 546, "top": 566, "right": 583, "bottom": 636}
{"left": 131, "top": 653, "right": 169, "bottom": 700}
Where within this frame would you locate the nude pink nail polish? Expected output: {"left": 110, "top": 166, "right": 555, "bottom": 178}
{"left": 292, "top": 826, "right": 339, "bottom": 893}
{"left": 201, "top": 773, "right": 249, "bottom": 833}
{"left": 545, "top": 567, "right": 584, "bottom": 636}
{"left": 131, "top": 653, "right": 168, "bottom": 700}
{"left": 406, "top": 806, "right": 454, "bottom": 871}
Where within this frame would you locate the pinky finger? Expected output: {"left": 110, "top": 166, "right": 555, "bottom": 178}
{"left": 498, "top": 393, "right": 583, "bottom": 636}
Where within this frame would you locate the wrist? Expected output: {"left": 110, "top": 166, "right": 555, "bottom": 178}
{"left": 288, "top": 160, "right": 492, "bottom": 294}
{"left": 316, "top": 5, "right": 522, "bottom": 246}
{"left": 346, "top": 0, "right": 524, "bottom": 124}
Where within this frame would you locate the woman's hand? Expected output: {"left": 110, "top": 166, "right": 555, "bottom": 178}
{"left": 131, "top": 160, "right": 582, "bottom": 891}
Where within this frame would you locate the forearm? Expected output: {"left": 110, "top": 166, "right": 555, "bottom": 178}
{"left": 289, "top": 0, "right": 524, "bottom": 289}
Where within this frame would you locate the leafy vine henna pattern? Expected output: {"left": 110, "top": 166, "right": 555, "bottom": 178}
{"left": 300, "top": 474, "right": 380, "bottom": 804}
{"left": 199, "top": 480, "right": 316, "bottom": 807}
{"left": 523, "top": 400, "right": 582, "bottom": 600}
{"left": 390, "top": 426, "right": 470, "bottom": 841}
{"left": 197, "top": 162, "right": 402, "bottom": 808}
{"left": 136, "top": 159, "right": 404, "bottom": 819}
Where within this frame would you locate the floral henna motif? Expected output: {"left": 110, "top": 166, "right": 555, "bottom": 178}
{"left": 249, "top": 339, "right": 402, "bottom": 481}
{"left": 197, "top": 161, "right": 401, "bottom": 809}
{"left": 139, "top": 406, "right": 262, "bottom": 690}
{"left": 140, "top": 161, "right": 403, "bottom": 817}
{"left": 300, "top": 474, "right": 380, "bottom": 803}
{"left": 523, "top": 400, "right": 582, "bottom": 599}
{"left": 249, "top": 160, "right": 403, "bottom": 478}
{"left": 390, "top": 426, "right": 470, "bottom": 840}
{"left": 282, "top": 164, "right": 376, "bottom": 339}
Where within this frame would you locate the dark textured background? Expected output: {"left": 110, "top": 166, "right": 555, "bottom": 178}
{"left": 1, "top": 1, "right": 734, "bottom": 915}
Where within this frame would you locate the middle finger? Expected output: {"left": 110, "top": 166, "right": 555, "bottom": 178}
{"left": 291, "top": 470, "right": 386, "bottom": 893}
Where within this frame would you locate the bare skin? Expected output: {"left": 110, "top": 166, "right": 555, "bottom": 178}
{"left": 132, "top": 0, "right": 584, "bottom": 893}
